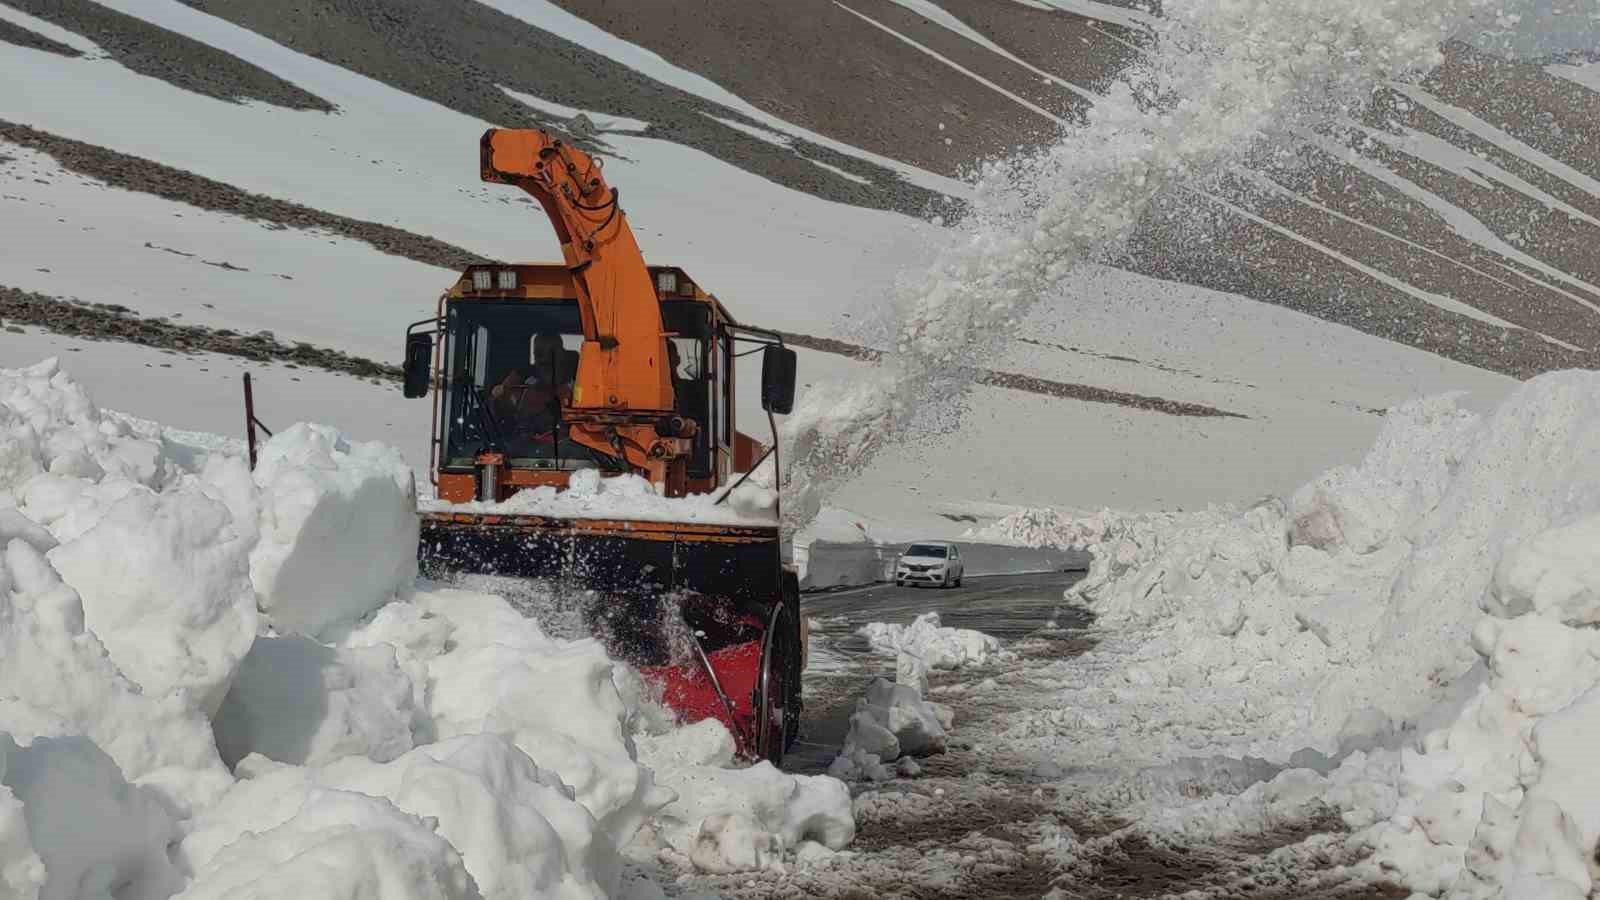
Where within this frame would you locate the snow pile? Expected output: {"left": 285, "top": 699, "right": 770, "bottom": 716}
{"left": 183, "top": 736, "right": 618, "bottom": 900}
{"left": 341, "top": 587, "right": 669, "bottom": 855}
{"left": 0, "top": 360, "right": 853, "bottom": 898}
{"left": 858, "top": 612, "right": 1005, "bottom": 669}
{"left": 779, "top": 0, "right": 1495, "bottom": 530}
{"left": 212, "top": 636, "right": 422, "bottom": 769}
{"left": 248, "top": 423, "right": 418, "bottom": 637}
{"left": 420, "top": 468, "right": 778, "bottom": 526}
{"left": 633, "top": 720, "right": 855, "bottom": 872}
{"left": 829, "top": 678, "right": 953, "bottom": 782}
{"left": 1043, "top": 372, "right": 1600, "bottom": 896}
{"left": 176, "top": 784, "right": 479, "bottom": 900}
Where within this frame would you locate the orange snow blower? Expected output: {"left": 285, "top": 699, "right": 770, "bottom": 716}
{"left": 401, "top": 129, "right": 803, "bottom": 763}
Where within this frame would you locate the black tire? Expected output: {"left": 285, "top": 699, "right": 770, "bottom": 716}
{"left": 760, "top": 570, "right": 804, "bottom": 766}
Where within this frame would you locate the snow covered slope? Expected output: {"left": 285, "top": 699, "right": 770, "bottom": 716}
{"left": 0, "top": 0, "right": 1595, "bottom": 523}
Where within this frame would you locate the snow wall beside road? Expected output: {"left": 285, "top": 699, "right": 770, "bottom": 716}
{"left": 1017, "top": 372, "right": 1600, "bottom": 899}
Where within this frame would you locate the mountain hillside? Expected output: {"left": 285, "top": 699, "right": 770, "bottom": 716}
{"left": 2, "top": 0, "right": 1595, "bottom": 523}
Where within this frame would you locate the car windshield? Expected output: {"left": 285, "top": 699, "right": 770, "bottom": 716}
{"left": 905, "top": 544, "right": 948, "bottom": 558}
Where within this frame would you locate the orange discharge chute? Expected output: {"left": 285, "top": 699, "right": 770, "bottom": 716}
{"left": 480, "top": 128, "right": 689, "bottom": 488}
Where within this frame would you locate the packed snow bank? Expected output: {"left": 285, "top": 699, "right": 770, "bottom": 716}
{"left": 419, "top": 468, "right": 778, "bottom": 527}
{"left": 249, "top": 423, "right": 418, "bottom": 637}
{"left": 859, "top": 612, "right": 1005, "bottom": 669}
{"left": 1036, "top": 372, "right": 1600, "bottom": 896}
{"left": 0, "top": 359, "right": 853, "bottom": 898}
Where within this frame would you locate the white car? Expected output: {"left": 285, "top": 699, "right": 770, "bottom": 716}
{"left": 894, "top": 542, "right": 964, "bottom": 588}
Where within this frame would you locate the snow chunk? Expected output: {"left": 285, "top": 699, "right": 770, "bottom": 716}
{"left": 828, "top": 678, "right": 949, "bottom": 782}
{"left": 0, "top": 538, "right": 231, "bottom": 813}
{"left": 213, "top": 635, "right": 421, "bottom": 768}
{"left": 47, "top": 485, "right": 256, "bottom": 717}
{"left": 636, "top": 726, "right": 854, "bottom": 869}
{"left": 250, "top": 423, "right": 418, "bottom": 637}
{"left": 858, "top": 612, "right": 1003, "bottom": 669}
{"left": 341, "top": 589, "right": 670, "bottom": 855}
{"left": 1, "top": 732, "right": 183, "bottom": 900}
{"left": 1489, "top": 514, "right": 1600, "bottom": 624}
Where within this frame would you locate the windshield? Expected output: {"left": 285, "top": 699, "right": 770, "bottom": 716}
{"left": 905, "top": 544, "right": 949, "bottom": 559}
{"left": 441, "top": 300, "right": 593, "bottom": 468}
{"left": 440, "top": 299, "right": 714, "bottom": 474}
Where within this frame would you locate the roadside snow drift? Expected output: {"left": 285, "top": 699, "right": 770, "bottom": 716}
{"left": 0, "top": 359, "right": 854, "bottom": 899}
{"left": 1032, "top": 371, "right": 1600, "bottom": 898}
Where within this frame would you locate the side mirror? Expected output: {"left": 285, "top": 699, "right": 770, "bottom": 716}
{"left": 760, "top": 344, "right": 797, "bottom": 415}
{"left": 403, "top": 332, "right": 433, "bottom": 399}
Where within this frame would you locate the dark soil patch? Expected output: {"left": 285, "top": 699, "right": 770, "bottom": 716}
{"left": 0, "top": 17, "right": 82, "bottom": 57}
{"left": 6, "top": 0, "right": 331, "bottom": 110}
{"left": 851, "top": 784, "right": 1066, "bottom": 853}
{"left": 0, "top": 120, "right": 483, "bottom": 272}
{"left": 0, "top": 285, "right": 401, "bottom": 380}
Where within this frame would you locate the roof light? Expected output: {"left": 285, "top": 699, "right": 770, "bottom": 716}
{"left": 496, "top": 269, "right": 517, "bottom": 290}
{"left": 471, "top": 270, "right": 492, "bottom": 291}
{"left": 656, "top": 271, "right": 678, "bottom": 294}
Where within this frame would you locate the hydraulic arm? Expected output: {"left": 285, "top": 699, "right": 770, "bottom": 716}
{"left": 480, "top": 128, "right": 693, "bottom": 490}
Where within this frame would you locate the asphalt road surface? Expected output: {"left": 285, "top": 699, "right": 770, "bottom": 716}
{"left": 790, "top": 571, "right": 1089, "bottom": 774}
{"left": 803, "top": 570, "right": 1090, "bottom": 643}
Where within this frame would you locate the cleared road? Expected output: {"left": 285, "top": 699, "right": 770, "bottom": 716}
{"left": 802, "top": 570, "right": 1090, "bottom": 643}
{"left": 790, "top": 571, "right": 1089, "bottom": 774}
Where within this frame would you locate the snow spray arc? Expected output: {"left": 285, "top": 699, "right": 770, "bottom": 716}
{"left": 778, "top": 0, "right": 1499, "bottom": 531}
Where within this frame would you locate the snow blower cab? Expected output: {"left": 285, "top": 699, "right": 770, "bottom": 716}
{"left": 405, "top": 129, "right": 803, "bottom": 763}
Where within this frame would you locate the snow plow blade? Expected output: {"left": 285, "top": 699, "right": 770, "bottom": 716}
{"left": 418, "top": 511, "right": 803, "bottom": 763}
